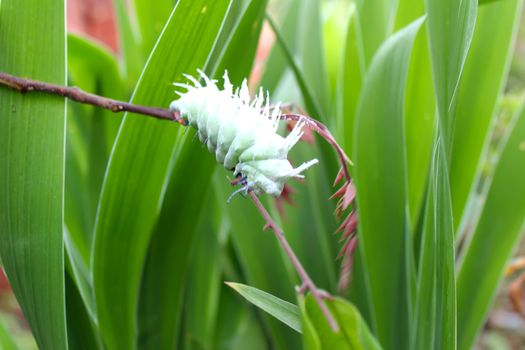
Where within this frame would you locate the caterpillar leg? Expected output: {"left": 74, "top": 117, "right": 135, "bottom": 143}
{"left": 230, "top": 174, "right": 247, "bottom": 186}
{"left": 227, "top": 181, "right": 254, "bottom": 203}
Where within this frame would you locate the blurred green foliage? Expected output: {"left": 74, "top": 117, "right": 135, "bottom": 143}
{"left": 1, "top": 0, "right": 525, "bottom": 349}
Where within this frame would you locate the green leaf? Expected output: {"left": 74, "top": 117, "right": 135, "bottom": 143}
{"left": 456, "top": 103, "right": 525, "bottom": 350}
{"left": 339, "top": 4, "right": 362, "bottom": 153}
{"left": 259, "top": 0, "right": 301, "bottom": 93}
{"left": 479, "top": 0, "right": 502, "bottom": 4}
{"left": 323, "top": 0, "right": 353, "bottom": 101}
{"left": 112, "top": 0, "right": 144, "bottom": 87}
{"left": 412, "top": 139, "right": 456, "bottom": 350}
{"left": 394, "top": 0, "right": 435, "bottom": 228}
{"left": 227, "top": 282, "right": 302, "bottom": 333}
{"left": 425, "top": 0, "right": 477, "bottom": 145}
{"left": 353, "top": 17, "right": 424, "bottom": 350}
{"left": 295, "top": 0, "right": 330, "bottom": 116}
{"left": 301, "top": 295, "right": 382, "bottom": 350}
{"left": 92, "top": 1, "right": 231, "bottom": 349}
{"left": 183, "top": 192, "right": 223, "bottom": 349}
{"left": 404, "top": 29, "right": 436, "bottom": 226}
{"left": 450, "top": 0, "right": 523, "bottom": 230}
{"left": 394, "top": 0, "right": 425, "bottom": 29}
{"left": 0, "top": 1, "right": 68, "bottom": 349}
{"left": 266, "top": 15, "right": 324, "bottom": 121}
{"left": 133, "top": 0, "right": 174, "bottom": 57}
{"left": 65, "top": 35, "right": 125, "bottom": 321}
{"left": 213, "top": 0, "right": 268, "bottom": 85}
{"left": 137, "top": 135, "right": 215, "bottom": 350}
{"left": 356, "top": 0, "right": 399, "bottom": 67}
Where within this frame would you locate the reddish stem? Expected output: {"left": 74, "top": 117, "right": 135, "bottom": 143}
{"left": 248, "top": 191, "right": 340, "bottom": 332}
{"left": 280, "top": 113, "right": 352, "bottom": 183}
{"left": 0, "top": 71, "right": 181, "bottom": 122}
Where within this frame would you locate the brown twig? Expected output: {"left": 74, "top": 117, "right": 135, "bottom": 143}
{"left": 248, "top": 191, "right": 340, "bottom": 332}
{"left": 0, "top": 71, "right": 181, "bottom": 122}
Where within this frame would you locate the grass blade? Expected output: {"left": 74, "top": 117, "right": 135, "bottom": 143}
{"left": 0, "top": 1, "right": 68, "bottom": 349}
{"left": 353, "top": 18, "right": 424, "bottom": 350}
{"left": 92, "top": 1, "right": 231, "bottom": 349}
{"left": 137, "top": 137, "right": 215, "bottom": 350}
{"left": 456, "top": 103, "right": 525, "bottom": 350}
{"left": 412, "top": 138, "right": 456, "bottom": 350}
{"left": 339, "top": 4, "right": 362, "bottom": 153}
{"left": 295, "top": 0, "right": 330, "bottom": 116}
{"left": 214, "top": 0, "right": 269, "bottom": 85}
{"left": 227, "top": 282, "right": 302, "bottom": 333}
{"left": 450, "top": 0, "right": 523, "bottom": 229}
{"left": 133, "top": 0, "right": 173, "bottom": 57}
{"left": 65, "top": 35, "right": 126, "bottom": 321}
{"left": 112, "top": 0, "right": 144, "bottom": 87}
{"left": 425, "top": 0, "right": 477, "bottom": 145}
{"left": 356, "top": 0, "right": 398, "bottom": 67}
{"left": 183, "top": 193, "right": 223, "bottom": 349}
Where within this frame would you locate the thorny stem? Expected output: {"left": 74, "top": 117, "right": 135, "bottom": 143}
{"left": 0, "top": 71, "right": 181, "bottom": 122}
{"left": 0, "top": 71, "right": 345, "bottom": 332}
{"left": 248, "top": 191, "right": 340, "bottom": 332}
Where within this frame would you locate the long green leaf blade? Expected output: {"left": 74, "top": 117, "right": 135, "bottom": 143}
{"left": 356, "top": 0, "right": 398, "bottom": 67}
{"left": 412, "top": 138, "right": 456, "bottom": 350}
{"left": 450, "top": 0, "right": 523, "bottom": 229}
{"left": 0, "top": 1, "right": 68, "bottom": 349}
{"left": 133, "top": 0, "right": 173, "bottom": 57}
{"left": 457, "top": 103, "right": 525, "bottom": 350}
{"left": 227, "top": 282, "right": 302, "bottom": 333}
{"left": 353, "top": 18, "right": 424, "bottom": 350}
{"left": 92, "top": 1, "right": 231, "bottom": 349}
{"left": 65, "top": 35, "right": 126, "bottom": 322}
{"left": 425, "top": 0, "right": 477, "bottom": 145}
{"left": 137, "top": 138, "right": 215, "bottom": 350}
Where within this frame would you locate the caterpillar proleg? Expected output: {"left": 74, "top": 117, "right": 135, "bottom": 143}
{"left": 169, "top": 70, "right": 318, "bottom": 197}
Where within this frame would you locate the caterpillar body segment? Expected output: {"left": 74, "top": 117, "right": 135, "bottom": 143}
{"left": 169, "top": 71, "right": 318, "bottom": 197}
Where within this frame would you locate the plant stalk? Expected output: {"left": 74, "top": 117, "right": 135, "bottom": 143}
{"left": 248, "top": 191, "right": 340, "bottom": 332}
{"left": 0, "top": 71, "right": 180, "bottom": 122}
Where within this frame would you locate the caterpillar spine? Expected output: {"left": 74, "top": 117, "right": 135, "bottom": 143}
{"left": 169, "top": 70, "right": 318, "bottom": 197}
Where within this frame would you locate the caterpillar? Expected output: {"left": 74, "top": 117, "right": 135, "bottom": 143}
{"left": 169, "top": 70, "right": 318, "bottom": 197}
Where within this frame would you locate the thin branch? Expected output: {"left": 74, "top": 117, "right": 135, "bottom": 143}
{"left": 0, "top": 71, "right": 182, "bottom": 123}
{"left": 248, "top": 191, "right": 340, "bottom": 332}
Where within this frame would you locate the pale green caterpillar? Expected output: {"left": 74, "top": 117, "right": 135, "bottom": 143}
{"left": 169, "top": 70, "right": 318, "bottom": 197}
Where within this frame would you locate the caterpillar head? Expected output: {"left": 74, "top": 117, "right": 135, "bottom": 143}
{"left": 235, "top": 158, "right": 319, "bottom": 197}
